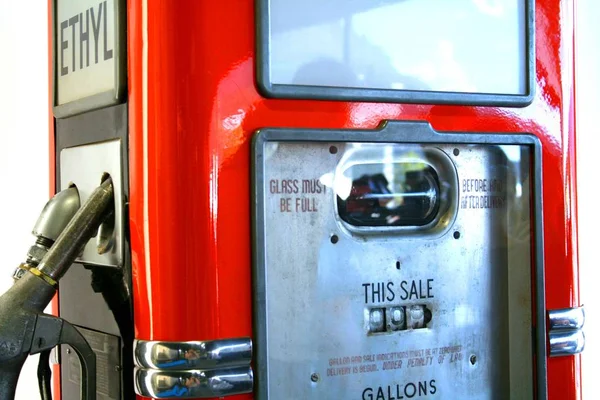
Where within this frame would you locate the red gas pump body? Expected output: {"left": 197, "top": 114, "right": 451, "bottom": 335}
{"left": 48, "top": 0, "right": 581, "bottom": 399}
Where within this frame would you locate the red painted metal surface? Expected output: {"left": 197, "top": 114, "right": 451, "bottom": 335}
{"left": 125, "top": 0, "right": 580, "bottom": 399}
{"left": 48, "top": 0, "right": 61, "bottom": 397}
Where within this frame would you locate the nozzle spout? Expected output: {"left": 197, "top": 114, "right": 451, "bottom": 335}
{"left": 32, "top": 185, "right": 80, "bottom": 242}
{"left": 13, "top": 186, "right": 81, "bottom": 281}
{"left": 37, "top": 178, "right": 114, "bottom": 281}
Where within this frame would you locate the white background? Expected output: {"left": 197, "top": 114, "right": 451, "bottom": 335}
{"left": 0, "top": 2, "right": 52, "bottom": 399}
{"left": 0, "top": 1, "right": 598, "bottom": 399}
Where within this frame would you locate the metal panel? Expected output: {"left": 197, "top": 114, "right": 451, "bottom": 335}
{"left": 61, "top": 327, "right": 121, "bottom": 400}
{"left": 55, "top": 103, "right": 134, "bottom": 397}
{"left": 60, "top": 140, "right": 124, "bottom": 268}
{"left": 252, "top": 121, "right": 545, "bottom": 399}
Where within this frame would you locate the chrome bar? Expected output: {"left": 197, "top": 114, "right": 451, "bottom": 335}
{"left": 549, "top": 330, "right": 585, "bottom": 357}
{"left": 134, "top": 366, "right": 253, "bottom": 398}
{"left": 548, "top": 306, "right": 586, "bottom": 357}
{"left": 134, "top": 338, "right": 252, "bottom": 370}
{"left": 548, "top": 307, "right": 585, "bottom": 330}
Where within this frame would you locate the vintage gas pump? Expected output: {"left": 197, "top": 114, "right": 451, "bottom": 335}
{"left": 0, "top": 0, "right": 586, "bottom": 399}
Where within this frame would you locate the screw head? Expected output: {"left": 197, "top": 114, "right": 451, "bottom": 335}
{"left": 311, "top": 373, "right": 319, "bottom": 383}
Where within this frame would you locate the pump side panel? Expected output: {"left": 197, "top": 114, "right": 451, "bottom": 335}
{"left": 127, "top": 1, "right": 579, "bottom": 399}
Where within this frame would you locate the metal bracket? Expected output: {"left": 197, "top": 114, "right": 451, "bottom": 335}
{"left": 60, "top": 140, "right": 124, "bottom": 268}
{"left": 548, "top": 306, "right": 585, "bottom": 357}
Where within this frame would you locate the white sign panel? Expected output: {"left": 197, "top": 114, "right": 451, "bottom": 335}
{"left": 55, "top": 0, "right": 118, "bottom": 106}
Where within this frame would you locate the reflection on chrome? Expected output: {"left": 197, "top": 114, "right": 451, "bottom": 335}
{"left": 549, "top": 330, "right": 586, "bottom": 357}
{"left": 548, "top": 307, "right": 586, "bottom": 357}
{"left": 134, "top": 338, "right": 252, "bottom": 370}
{"left": 134, "top": 367, "right": 253, "bottom": 398}
{"left": 133, "top": 338, "right": 253, "bottom": 398}
{"left": 549, "top": 307, "right": 585, "bottom": 331}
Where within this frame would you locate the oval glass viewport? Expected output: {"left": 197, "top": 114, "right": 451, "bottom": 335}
{"left": 337, "top": 162, "right": 441, "bottom": 227}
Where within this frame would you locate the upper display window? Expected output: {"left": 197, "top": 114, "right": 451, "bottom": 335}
{"left": 256, "top": 0, "right": 534, "bottom": 106}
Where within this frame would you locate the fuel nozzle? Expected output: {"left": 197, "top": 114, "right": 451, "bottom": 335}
{"left": 0, "top": 177, "right": 114, "bottom": 400}
{"left": 37, "top": 177, "right": 114, "bottom": 281}
{"left": 12, "top": 185, "right": 80, "bottom": 281}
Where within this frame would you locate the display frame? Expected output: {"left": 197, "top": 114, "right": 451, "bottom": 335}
{"left": 251, "top": 120, "right": 546, "bottom": 399}
{"left": 51, "top": 0, "right": 127, "bottom": 118}
{"left": 255, "top": 0, "right": 535, "bottom": 107}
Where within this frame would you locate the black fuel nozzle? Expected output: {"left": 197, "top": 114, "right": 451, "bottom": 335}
{"left": 0, "top": 178, "right": 114, "bottom": 400}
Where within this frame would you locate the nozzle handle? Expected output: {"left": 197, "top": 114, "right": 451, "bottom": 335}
{"left": 30, "top": 314, "right": 97, "bottom": 400}
{"left": 0, "top": 271, "right": 56, "bottom": 400}
{"left": 0, "top": 359, "right": 25, "bottom": 400}
{"left": 58, "top": 322, "right": 97, "bottom": 400}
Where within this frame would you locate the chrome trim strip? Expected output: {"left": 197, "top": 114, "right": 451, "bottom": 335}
{"left": 548, "top": 307, "right": 585, "bottom": 330}
{"left": 134, "top": 366, "right": 253, "bottom": 398}
{"left": 134, "top": 337, "right": 252, "bottom": 370}
{"left": 549, "top": 330, "right": 585, "bottom": 357}
{"left": 548, "top": 306, "right": 585, "bottom": 357}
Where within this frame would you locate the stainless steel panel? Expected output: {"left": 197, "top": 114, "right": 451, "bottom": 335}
{"left": 62, "top": 327, "right": 121, "bottom": 400}
{"left": 60, "top": 140, "right": 124, "bottom": 268}
{"left": 255, "top": 139, "right": 534, "bottom": 399}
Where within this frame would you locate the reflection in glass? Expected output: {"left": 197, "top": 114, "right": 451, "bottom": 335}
{"left": 338, "top": 162, "right": 440, "bottom": 227}
{"left": 269, "top": 0, "right": 526, "bottom": 94}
